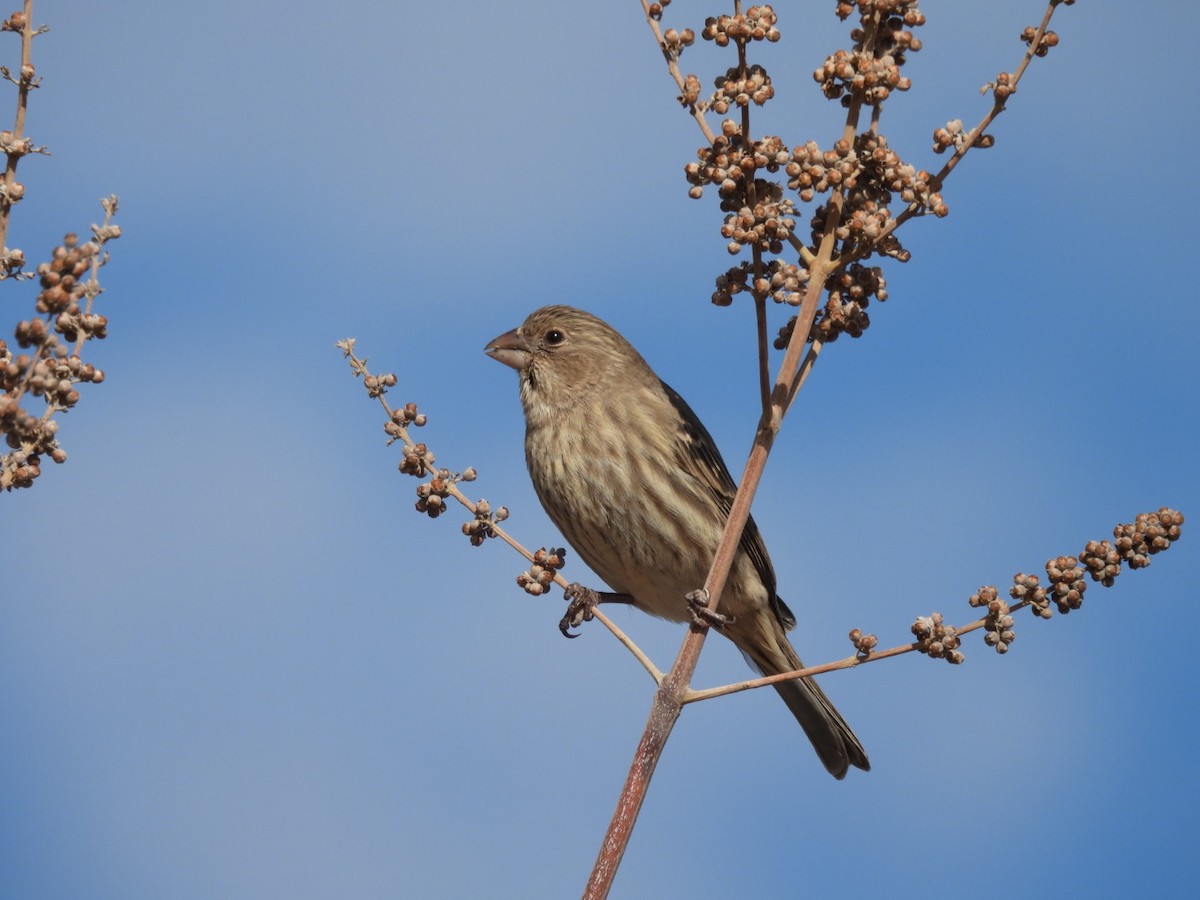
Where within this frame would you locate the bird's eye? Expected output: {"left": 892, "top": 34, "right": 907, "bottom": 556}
{"left": 545, "top": 329, "right": 565, "bottom": 345}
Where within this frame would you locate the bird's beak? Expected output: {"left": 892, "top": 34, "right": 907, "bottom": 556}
{"left": 484, "top": 327, "right": 530, "bottom": 371}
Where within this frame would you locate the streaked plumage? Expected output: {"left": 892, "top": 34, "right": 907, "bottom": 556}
{"left": 485, "top": 305, "right": 868, "bottom": 778}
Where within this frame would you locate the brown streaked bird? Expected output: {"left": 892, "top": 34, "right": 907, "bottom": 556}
{"left": 485, "top": 305, "right": 868, "bottom": 778}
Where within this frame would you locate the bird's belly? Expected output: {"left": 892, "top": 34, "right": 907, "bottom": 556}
{"left": 528, "top": 443, "right": 756, "bottom": 623}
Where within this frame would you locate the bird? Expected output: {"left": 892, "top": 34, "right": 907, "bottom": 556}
{"left": 485, "top": 305, "right": 868, "bottom": 778}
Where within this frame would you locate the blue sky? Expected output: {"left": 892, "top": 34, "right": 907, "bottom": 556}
{"left": 2, "top": 2, "right": 1197, "bottom": 898}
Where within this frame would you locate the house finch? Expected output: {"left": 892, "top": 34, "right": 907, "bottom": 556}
{"left": 485, "top": 305, "right": 869, "bottom": 779}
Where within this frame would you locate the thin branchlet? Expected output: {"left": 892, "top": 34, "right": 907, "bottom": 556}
{"left": 1, "top": 2, "right": 120, "bottom": 492}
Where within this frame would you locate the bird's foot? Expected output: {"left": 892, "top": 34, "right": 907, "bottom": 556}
{"left": 560, "top": 585, "right": 729, "bottom": 634}
{"left": 559, "top": 583, "right": 600, "bottom": 638}
{"left": 686, "top": 589, "right": 734, "bottom": 628}
{"left": 559, "top": 585, "right": 636, "bottom": 637}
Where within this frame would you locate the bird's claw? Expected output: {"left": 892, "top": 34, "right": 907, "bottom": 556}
{"left": 559, "top": 582, "right": 599, "bottom": 638}
{"left": 686, "top": 588, "right": 734, "bottom": 628}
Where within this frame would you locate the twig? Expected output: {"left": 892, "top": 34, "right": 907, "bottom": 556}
{"left": 337, "top": 339, "right": 665, "bottom": 684}
{"left": 0, "top": 0, "right": 40, "bottom": 275}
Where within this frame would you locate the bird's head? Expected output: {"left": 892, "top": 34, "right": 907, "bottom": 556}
{"left": 485, "top": 305, "right": 647, "bottom": 403}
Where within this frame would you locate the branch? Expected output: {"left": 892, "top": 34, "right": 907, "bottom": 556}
{"left": 1, "top": 1, "right": 121, "bottom": 492}
{"left": 0, "top": 0, "right": 43, "bottom": 277}
{"left": 688, "top": 506, "right": 1186, "bottom": 701}
{"left": 336, "top": 339, "right": 665, "bottom": 684}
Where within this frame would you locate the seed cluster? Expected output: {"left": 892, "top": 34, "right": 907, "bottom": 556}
{"left": 400, "top": 441, "right": 432, "bottom": 477}
{"left": 1010, "top": 572, "right": 1051, "bottom": 620}
{"left": 1046, "top": 555, "right": 1086, "bottom": 615}
{"left": 461, "top": 495, "right": 509, "bottom": 547}
{"left": 902, "top": 507, "right": 1185, "bottom": 665}
{"left": 713, "top": 259, "right": 810, "bottom": 308}
{"left": 848, "top": 627, "right": 878, "bottom": 657}
{"left": 701, "top": 6, "right": 781, "bottom": 47}
{"left": 814, "top": 263, "right": 888, "bottom": 342}
{"left": 911, "top": 611, "right": 963, "bottom": 664}
{"left": 382, "top": 400, "right": 488, "bottom": 524}
{"left": 415, "top": 472, "right": 452, "bottom": 519}
{"left": 402, "top": 437, "right": 490, "bottom": 524}
{"left": 991, "top": 71, "right": 1016, "bottom": 101}
{"left": 662, "top": 26, "right": 695, "bottom": 56}
{"left": 787, "top": 139, "right": 858, "bottom": 204}
{"left": 342, "top": 342, "right": 521, "bottom": 560}
{"left": 711, "top": 64, "right": 773, "bottom": 114}
{"left": 836, "top": 133, "right": 946, "bottom": 239}
{"left": 1080, "top": 539, "right": 1121, "bottom": 587}
{"left": 386, "top": 400, "right": 427, "bottom": 432}
{"left": 646, "top": 1, "right": 672, "bottom": 22}
{"left": 517, "top": 547, "right": 567, "bottom": 597}
{"left": 651, "top": 0, "right": 1077, "bottom": 362}
{"left": 770, "top": 263, "right": 889, "bottom": 346}
{"left": 720, "top": 185, "right": 795, "bottom": 255}
{"left": 664, "top": 0, "right": 1072, "bottom": 352}
{"left": 992, "top": 509, "right": 1186, "bottom": 634}
{"left": 686, "top": 125, "right": 789, "bottom": 203}
{"left": 1021, "top": 26, "right": 1059, "bottom": 58}
{"left": 1114, "top": 508, "right": 1183, "bottom": 569}
{"left": 387, "top": 401, "right": 433, "bottom": 475}
{"left": 969, "top": 586, "right": 1016, "bottom": 654}
{"left": 817, "top": 3, "right": 924, "bottom": 106}
{"left": 2, "top": 214, "right": 120, "bottom": 492}
{"left": 855, "top": 505, "right": 1181, "bottom": 668}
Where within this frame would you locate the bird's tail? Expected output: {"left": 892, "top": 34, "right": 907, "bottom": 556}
{"left": 728, "top": 621, "right": 870, "bottom": 779}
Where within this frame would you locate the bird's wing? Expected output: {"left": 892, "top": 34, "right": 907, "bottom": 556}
{"left": 659, "top": 380, "right": 795, "bottom": 629}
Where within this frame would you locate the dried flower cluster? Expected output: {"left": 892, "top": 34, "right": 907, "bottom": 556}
{"left": 910, "top": 612, "right": 963, "bottom": 664}
{"left": 930, "top": 118, "right": 994, "bottom": 154}
{"left": 968, "top": 586, "right": 1015, "bottom": 654}
{"left": 1, "top": 4, "right": 120, "bottom": 492}
{"left": 462, "top": 494, "right": 509, "bottom": 547}
{"left": 1115, "top": 509, "right": 1182, "bottom": 568}
{"left": 913, "top": 509, "right": 1185, "bottom": 663}
{"left": 702, "top": 5, "right": 781, "bottom": 47}
{"left": 338, "top": 339, "right": 524, "bottom": 569}
{"left": 1079, "top": 539, "right": 1121, "bottom": 586}
{"left": 713, "top": 258, "right": 810, "bottom": 307}
{"left": 517, "top": 547, "right": 567, "bottom": 597}
{"left": 817, "top": 4, "right": 922, "bottom": 105}
{"left": 713, "top": 63, "right": 773, "bottom": 113}
{"left": 1021, "top": 25, "right": 1060, "bottom": 57}
{"left": 1010, "top": 571, "right": 1050, "bottom": 620}
{"left": 1016, "top": 509, "right": 1184, "bottom": 619}
{"left": 848, "top": 627, "right": 878, "bottom": 656}
{"left": 652, "top": 0, "right": 1066, "bottom": 350}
